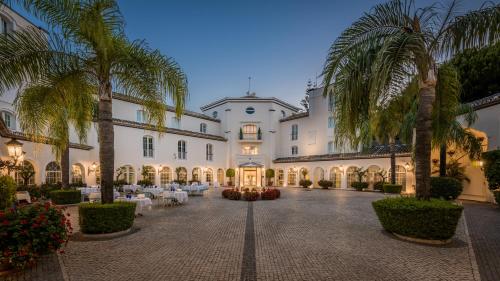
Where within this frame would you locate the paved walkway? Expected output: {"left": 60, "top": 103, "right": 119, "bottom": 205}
{"left": 56, "top": 189, "right": 477, "bottom": 281}
{"left": 463, "top": 201, "right": 500, "bottom": 281}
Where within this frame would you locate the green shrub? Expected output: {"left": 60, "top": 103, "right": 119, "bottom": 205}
{"left": 243, "top": 190, "right": 259, "bottom": 201}
{"left": 373, "top": 181, "right": 384, "bottom": 191}
{"left": 318, "top": 180, "right": 333, "bottom": 189}
{"left": 483, "top": 150, "right": 500, "bottom": 190}
{"left": 40, "top": 183, "right": 62, "bottom": 199}
{"left": 430, "top": 177, "right": 463, "bottom": 200}
{"left": 351, "top": 182, "right": 368, "bottom": 191}
{"left": 226, "top": 190, "right": 241, "bottom": 200}
{"left": 372, "top": 197, "right": 463, "bottom": 240}
{"left": 222, "top": 188, "right": 233, "bottom": 198}
{"left": 383, "top": 184, "right": 402, "bottom": 194}
{"left": 79, "top": 202, "right": 136, "bottom": 234}
{"left": 50, "top": 189, "right": 81, "bottom": 205}
{"left": 0, "top": 175, "right": 16, "bottom": 210}
{"left": 299, "top": 179, "right": 312, "bottom": 188}
{"left": 493, "top": 190, "right": 500, "bottom": 205}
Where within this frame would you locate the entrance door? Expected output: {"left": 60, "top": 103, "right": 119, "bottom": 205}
{"left": 243, "top": 168, "right": 257, "bottom": 187}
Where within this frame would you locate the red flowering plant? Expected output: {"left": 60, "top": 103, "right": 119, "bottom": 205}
{"left": 0, "top": 202, "right": 72, "bottom": 269}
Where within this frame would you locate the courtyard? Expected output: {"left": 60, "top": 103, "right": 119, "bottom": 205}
{"left": 54, "top": 188, "right": 478, "bottom": 281}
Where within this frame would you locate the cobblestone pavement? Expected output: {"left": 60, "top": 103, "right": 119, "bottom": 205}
{"left": 463, "top": 201, "right": 500, "bottom": 281}
{"left": 57, "top": 188, "right": 477, "bottom": 281}
{"left": 0, "top": 254, "right": 65, "bottom": 281}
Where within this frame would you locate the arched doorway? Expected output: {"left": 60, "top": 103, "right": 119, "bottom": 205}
{"left": 71, "top": 163, "right": 85, "bottom": 184}
{"left": 205, "top": 168, "right": 213, "bottom": 185}
{"left": 117, "top": 165, "right": 135, "bottom": 184}
{"left": 159, "top": 166, "right": 171, "bottom": 187}
{"left": 367, "top": 165, "right": 382, "bottom": 189}
{"left": 329, "top": 167, "right": 342, "bottom": 188}
{"left": 15, "top": 160, "right": 35, "bottom": 186}
{"left": 346, "top": 166, "right": 357, "bottom": 188}
{"left": 217, "top": 168, "right": 224, "bottom": 185}
{"left": 192, "top": 167, "right": 201, "bottom": 182}
{"left": 287, "top": 168, "right": 298, "bottom": 186}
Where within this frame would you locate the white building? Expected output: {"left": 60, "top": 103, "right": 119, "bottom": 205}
{"left": 1, "top": 5, "right": 497, "bottom": 202}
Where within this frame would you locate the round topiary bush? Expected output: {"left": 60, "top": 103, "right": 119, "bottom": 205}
{"left": 351, "top": 182, "right": 368, "bottom": 191}
{"left": 318, "top": 180, "right": 333, "bottom": 189}
{"left": 79, "top": 202, "right": 136, "bottom": 234}
{"left": 372, "top": 197, "right": 463, "bottom": 240}
{"left": 50, "top": 189, "right": 82, "bottom": 205}
{"left": 430, "top": 177, "right": 463, "bottom": 200}
{"left": 299, "top": 179, "right": 312, "bottom": 188}
{"left": 383, "top": 184, "right": 402, "bottom": 194}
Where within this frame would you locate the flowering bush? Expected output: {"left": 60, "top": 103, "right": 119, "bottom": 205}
{"left": 0, "top": 203, "right": 71, "bottom": 269}
{"left": 243, "top": 190, "right": 259, "bottom": 201}
{"left": 261, "top": 189, "right": 277, "bottom": 200}
{"left": 227, "top": 190, "right": 241, "bottom": 200}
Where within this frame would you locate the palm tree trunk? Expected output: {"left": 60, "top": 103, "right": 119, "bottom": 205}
{"left": 98, "top": 80, "right": 115, "bottom": 204}
{"left": 415, "top": 70, "right": 436, "bottom": 200}
{"left": 439, "top": 143, "right": 447, "bottom": 177}
{"left": 61, "top": 145, "right": 70, "bottom": 189}
{"left": 389, "top": 139, "right": 396, "bottom": 184}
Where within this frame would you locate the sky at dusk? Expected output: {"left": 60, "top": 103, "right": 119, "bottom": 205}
{"left": 11, "top": 0, "right": 493, "bottom": 112}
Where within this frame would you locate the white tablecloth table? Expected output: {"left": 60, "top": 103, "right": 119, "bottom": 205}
{"left": 123, "top": 185, "right": 141, "bottom": 193}
{"left": 142, "top": 187, "right": 164, "bottom": 197}
{"left": 116, "top": 197, "right": 153, "bottom": 214}
{"left": 174, "top": 191, "right": 188, "bottom": 203}
{"left": 16, "top": 191, "right": 31, "bottom": 203}
{"left": 77, "top": 187, "right": 100, "bottom": 196}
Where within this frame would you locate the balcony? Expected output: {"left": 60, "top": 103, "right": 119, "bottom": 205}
{"left": 238, "top": 132, "right": 262, "bottom": 143}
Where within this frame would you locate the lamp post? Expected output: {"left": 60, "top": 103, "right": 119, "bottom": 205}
{"left": 6, "top": 139, "right": 24, "bottom": 164}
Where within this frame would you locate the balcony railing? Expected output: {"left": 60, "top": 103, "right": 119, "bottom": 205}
{"left": 239, "top": 132, "right": 262, "bottom": 141}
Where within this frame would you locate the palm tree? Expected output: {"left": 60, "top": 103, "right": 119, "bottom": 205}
{"left": 322, "top": 0, "right": 499, "bottom": 199}
{"left": 14, "top": 62, "right": 94, "bottom": 189}
{"left": 0, "top": 0, "right": 188, "bottom": 203}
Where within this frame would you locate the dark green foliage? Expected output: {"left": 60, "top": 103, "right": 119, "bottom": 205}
{"left": 17, "top": 185, "right": 41, "bottom": 200}
{"left": 68, "top": 182, "right": 86, "bottom": 188}
{"left": 226, "top": 168, "right": 235, "bottom": 178}
{"left": 483, "top": 150, "right": 500, "bottom": 190}
{"left": 372, "top": 197, "right": 464, "bottom": 240}
{"left": 243, "top": 190, "right": 259, "bottom": 201}
{"left": 113, "top": 179, "right": 128, "bottom": 187}
{"left": 450, "top": 42, "right": 500, "bottom": 103}
{"left": 351, "top": 182, "right": 368, "bottom": 191}
{"left": 430, "top": 177, "right": 463, "bottom": 200}
{"left": 50, "top": 189, "right": 81, "bottom": 205}
{"left": 137, "top": 179, "right": 153, "bottom": 186}
{"left": 493, "top": 190, "right": 500, "bottom": 205}
{"left": 383, "top": 184, "right": 402, "bottom": 194}
{"left": 226, "top": 190, "right": 241, "bottom": 200}
{"left": 373, "top": 181, "right": 384, "bottom": 191}
{"left": 299, "top": 179, "right": 312, "bottom": 188}
{"left": 0, "top": 175, "right": 16, "bottom": 210}
{"left": 78, "top": 202, "right": 136, "bottom": 234}
{"left": 40, "top": 183, "right": 62, "bottom": 198}
{"left": 318, "top": 180, "right": 333, "bottom": 189}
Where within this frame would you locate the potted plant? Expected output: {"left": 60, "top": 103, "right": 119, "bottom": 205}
{"left": 226, "top": 168, "right": 235, "bottom": 186}
{"left": 265, "top": 169, "right": 275, "bottom": 186}
{"left": 351, "top": 167, "right": 368, "bottom": 191}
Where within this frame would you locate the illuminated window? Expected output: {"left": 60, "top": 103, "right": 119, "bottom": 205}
{"left": 45, "top": 161, "right": 61, "bottom": 184}
{"left": 242, "top": 146, "right": 258, "bottom": 155}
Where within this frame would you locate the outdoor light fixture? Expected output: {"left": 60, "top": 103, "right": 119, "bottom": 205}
{"left": 404, "top": 162, "right": 414, "bottom": 171}
{"left": 88, "top": 162, "right": 97, "bottom": 175}
{"left": 5, "top": 138, "right": 25, "bottom": 164}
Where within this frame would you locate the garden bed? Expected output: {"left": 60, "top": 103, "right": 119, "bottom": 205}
{"left": 221, "top": 188, "right": 281, "bottom": 201}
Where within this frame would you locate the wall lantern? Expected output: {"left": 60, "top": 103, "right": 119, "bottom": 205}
{"left": 5, "top": 138, "right": 24, "bottom": 164}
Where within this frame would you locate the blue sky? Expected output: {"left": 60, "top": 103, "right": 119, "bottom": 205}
{"left": 13, "top": 0, "right": 490, "bottom": 111}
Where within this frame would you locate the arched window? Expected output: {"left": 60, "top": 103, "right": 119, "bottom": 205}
{"left": 206, "top": 168, "right": 213, "bottom": 185}
{"left": 299, "top": 168, "right": 309, "bottom": 180}
{"left": 200, "top": 123, "right": 207, "bottom": 133}
{"left": 15, "top": 160, "right": 35, "bottom": 186}
{"left": 217, "top": 168, "right": 224, "bottom": 185}
{"left": 159, "top": 166, "right": 171, "bottom": 187}
{"left": 281, "top": 110, "right": 286, "bottom": 118}
{"left": 95, "top": 165, "right": 101, "bottom": 184}
{"left": 367, "top": 165, "right": 382, "bottom": 184}
{"left": 329, "top": 167, "right": 342, "bottom": 188}
{"left": 291, "top": 146, "right": 298, "bottom": 155}
{"left": 287, "top": 168, "right": 297, "bottom": 186}
{"left": 242, "top": 124, "right": 257, "bottom": 134}
{"left": 143, "top": 136, "right": 154, "bottom": 158}
{"left": 291, "top": 124, "right": 298, "bottom": 140}
{"left": 71, "top": 163, "right": 85, "bottom": 184}
{"left": 389, "top": 165, "right": 407, "bottom": 190}
{"left": 212, "top": 111, "right": 218, "bottom": 118}
{"left": 117, "top": 165, "right": 135, "bottom": 184}
{"left": 192, "top": 167, "right": 201, "bottom": 182}
{"left": 277, "top": 169, "right": 284, "bottom": 186}
{"left": 346, "top": 166, "right": 357, "bottom": 188}
{"left": 176, "top": 167, "right": 187, "bottom": 182}
{"left": 1, "top": 111, "right": 16, "bottom": 130}
{"left": 45, "top": 161, "right": 61, "bottom": 184}
{"left": 206, "top": 144, "right": 213, "bottom": 161}
{"left": 142, "top": 165, "right": 155, "bottom": 184}
{"left": 178, "top": 140, "right": 186, "bottom": 159}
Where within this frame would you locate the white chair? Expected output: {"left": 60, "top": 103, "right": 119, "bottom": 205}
{"left": 159, "top": 191, "right": 176, "bottom": 207}
{"left": 16, "top": 191, "right": 31, "bottom": 204}
{"left": 89, "top": 192, "right": 101, "bottom": 203}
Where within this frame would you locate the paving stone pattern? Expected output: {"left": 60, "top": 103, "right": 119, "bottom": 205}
{"left": 46, "top": 189, "right": 478, "bottom": 280}
{"left": 463, "top": 201, "right": 500, "bottom": 281}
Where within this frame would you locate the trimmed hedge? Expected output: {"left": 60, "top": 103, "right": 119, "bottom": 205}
{"left": 50, "top": 189, "right": 81, "bottom": 205}
{"left": 318, "top": 180, "right": 333, "bottom": 189}
{"left": 483, "top": 150, "right": 500, "bottom": 190}
{"left": 372, "top": 197, "right": 464, "bottom": 240}
{"left": 226, "top": 190, "right": 241, "bottom": 200}
{"left": 430, "top": 177, "right": 463, "bottom": 200}
{"left": 79, "top": 202, "right": 136, "bottom": 234}
{"left": 373, "top": 181, "right": 384, "bottom": 191}
{"left": 351, "top": 182, "right": 368, "bottom": 191}
{"left": 299, "top": 179, "right": 312, "bottom": 188}
{"left": 383, "top": 184, "right": 402, "bottom": 194}
{"left": 243, "top": 190, "right": 259, "bottom": 201}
